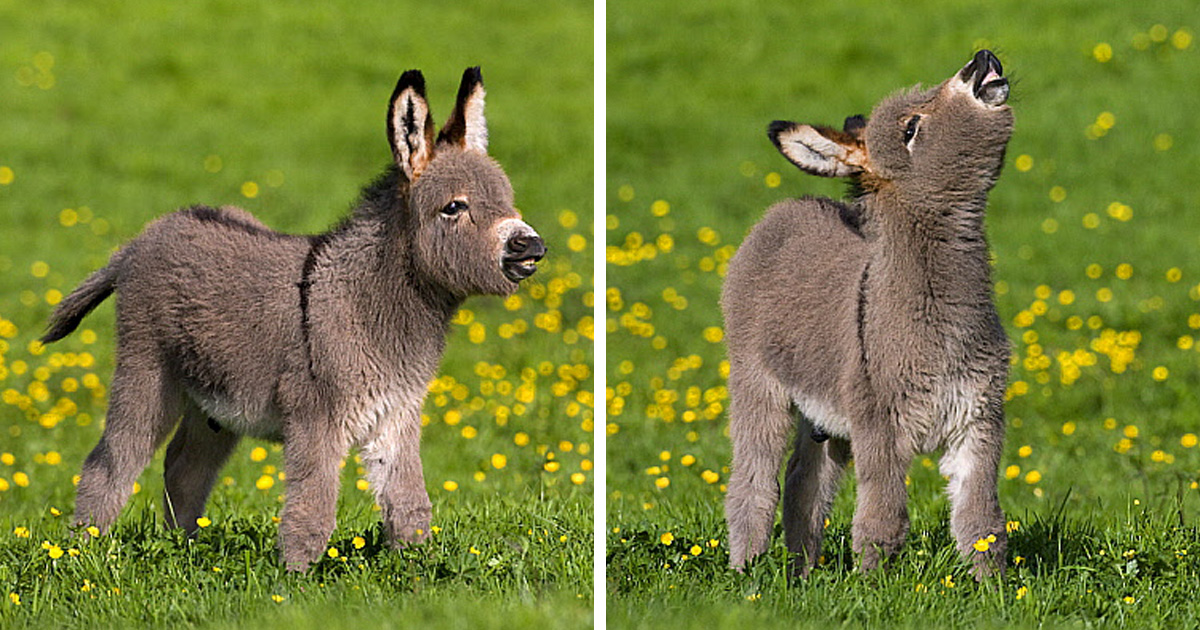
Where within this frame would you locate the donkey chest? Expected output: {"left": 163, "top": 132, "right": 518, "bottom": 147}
{"left": 899, "top": 377, "right": 986, "bottom": 453}
{"left": 343, "top": 387, "right": 423, "bottom": 444}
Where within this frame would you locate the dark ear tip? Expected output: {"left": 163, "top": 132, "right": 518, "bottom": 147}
{"left": 767, "top": 120, "right": 796, "bottom": 147}
{"left": 456, "top": 66, "right": 484, "bottom": 102}
{"left": 394, "top": 69, "right": 427, "bottom": 99}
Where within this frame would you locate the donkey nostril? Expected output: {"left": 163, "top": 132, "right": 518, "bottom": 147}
{"left": 508, "top": 235, "right": 531, "bottom": 253}
{"left": 506, "top": 235, "right": 546, "bottom": 260}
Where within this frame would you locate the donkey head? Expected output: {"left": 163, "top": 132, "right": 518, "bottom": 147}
{"left": 387, "top": 67, "right": 545, "bottom": 297}
{"left": 769, "top": 50, "right": 1014, "bottom": 201}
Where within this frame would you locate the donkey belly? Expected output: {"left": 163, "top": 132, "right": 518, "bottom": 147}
{"left": 791, "top": 394, "right": 852, "bottom": 440}
{"left": 788, "top": 376, "right": 984, "bottom": 450}
{"left": 188, "top": 388, "right": 284, "bottom": 441}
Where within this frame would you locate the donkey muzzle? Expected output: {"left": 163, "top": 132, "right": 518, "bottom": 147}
{"left": 959, "top": 49, "right": 1009, "bottom": 107}
{"left": 501, "top": 231, "right": 547, "bottom": 282}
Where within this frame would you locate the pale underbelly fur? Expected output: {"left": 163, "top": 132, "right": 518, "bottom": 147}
{"left": 191, "top": 386, "right": 417, "bottom": 446}
{"left": 191, "top": 391, "right": 283, "bottom": 441}
{"left": 791, "top": 378, "right": 982, "bottom": 455}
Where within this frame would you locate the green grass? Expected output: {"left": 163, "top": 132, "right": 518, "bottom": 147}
{"left": 0, "top": 1, "right": 592, "bottom": 628}
{"left": 607, "top": 0, "right": 1200, "bottom": 627}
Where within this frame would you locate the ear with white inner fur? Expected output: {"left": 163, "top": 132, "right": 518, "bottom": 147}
{"left": 387, "top": 69, "right": 436, "bottom": 182}
{"left": 768, "top": 121, "right": 868, "bottom": 178}
{"left": 437, "top": 66, "right": 488, "bottom": 153}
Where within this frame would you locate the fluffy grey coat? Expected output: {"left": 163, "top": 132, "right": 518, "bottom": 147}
{"left": 723, "top": 50, "right": 1014, "bottom": 579}
{"left": 42, "top": 67, "right": 546, "bottom": 571}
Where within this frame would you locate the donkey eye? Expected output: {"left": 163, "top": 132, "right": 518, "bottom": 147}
{"left": 441, "top": 200, "right": 468, "bottom": 217}
{"left": 904, "top": 115, "right": 922, "bottom": 146}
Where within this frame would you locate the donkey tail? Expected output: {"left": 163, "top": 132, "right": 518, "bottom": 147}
{"left": 41, "top": 249, "right": 127, "bottom": 344}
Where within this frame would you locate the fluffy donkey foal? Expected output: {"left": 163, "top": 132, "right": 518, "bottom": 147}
{"left": 723, "top": 50, "right": 1013, "bottom": 580}
{"left": 42, "top": 67, "right": 546, "bottom": 570}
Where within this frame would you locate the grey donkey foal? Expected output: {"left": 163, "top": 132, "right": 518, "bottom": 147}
{"left": 723, "top": 51, "right": 1014, "bottom": 579}
{"left": 41, "top": 67, "right": 546, "bottom": 570}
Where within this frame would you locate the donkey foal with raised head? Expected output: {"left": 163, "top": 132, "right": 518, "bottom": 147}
{"left": 42, "top": 67, "right": 546, "bottom": 570}
{"left": 723, "top": 50, "right": 1013, "bottom": 579}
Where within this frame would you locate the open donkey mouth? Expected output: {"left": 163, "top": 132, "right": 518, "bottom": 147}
{"left": 960, "top": 49, "right": 1009, "bottom": 107}
{"left": 497, "top": 220, "right": 547, "bottom": 282}
{"left": 502, "top": 255, "right": 542, "bottom": 282}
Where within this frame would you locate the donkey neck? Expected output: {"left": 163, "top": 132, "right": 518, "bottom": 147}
{"left": 863, "top": 191, "right": 995, "bottom": 313}
{"left": 309, "top": 189, "right": 462, "bottom": 357}
{"left": 353, "top": 167, "right": 462, "bottom": 318}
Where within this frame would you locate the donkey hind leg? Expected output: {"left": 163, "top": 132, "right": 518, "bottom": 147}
{"left": 725, "top": 373, "right": 792, "bottom": 570}
{"left": 162, "top": 403, "right": 241, "bottom": 533}
{"left": 279, "top": 417, "right": 346, "bottom": 571}
{"left": 74, "top": 362, "right": 183, "bottom": 533}
{"left": 782, "top": 426, "right": 851, "bottom": 577}
{"left": 849, "top": 413, "right": 912, "bottom": 572}
{"left": 941, "top": 396, "right": 1007, "bottom": 580}
{"left": 360, "top": 408, "right": 431, "bottom": 548}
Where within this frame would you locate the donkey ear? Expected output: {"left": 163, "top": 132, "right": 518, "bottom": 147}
{"left": 387, "top": 69, "right": 436, "bottom": 182}
{"left": 436, "top": 66, "right": 488, "bottom": 153}
{"left": 842, "top": 115, "right": 867, "bottom": 140}
{"left": 768, "top": 120, "right": 868, "bottom": 178}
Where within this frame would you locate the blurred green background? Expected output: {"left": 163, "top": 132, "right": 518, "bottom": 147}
{"left": 607, "top": 0, "right": 1200, "bottom": 627}
{"left": 0, "top": 1, "right": 592, "bottom": 628}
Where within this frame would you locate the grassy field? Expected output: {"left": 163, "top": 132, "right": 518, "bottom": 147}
{"left": 607, "top": 0, "right": 1200, "bottom": 627}
{"left": 0, "top": 1, "right": 592, "bottom": 628}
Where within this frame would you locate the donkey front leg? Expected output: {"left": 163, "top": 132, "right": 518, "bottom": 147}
{"left": 941, "top": 394, "right": 1007, "bottom": 580}
{"left": 279, "top": 420, "right": 347, "bottom": 571}
{"left": 725, "top": 373, "right": 793, "bottom": 570}
{"left": 361, "top": 406, "right": 431, "bottom": 548}
{"left": 849, "top": 416, "right": 911, "bottom": 572}
{"left": 782, "top": 430, "right": 851, "bottom": 577}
